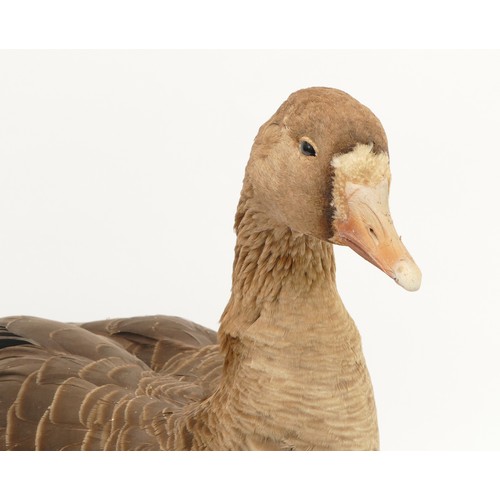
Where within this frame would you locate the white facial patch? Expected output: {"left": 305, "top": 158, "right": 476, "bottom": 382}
{"left": 330, "top": 143, "right": 391, "bottom": 222}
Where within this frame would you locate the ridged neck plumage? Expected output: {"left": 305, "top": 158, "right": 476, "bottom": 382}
{"left": 219, "top": 182, "right": 338, "bottom": 350}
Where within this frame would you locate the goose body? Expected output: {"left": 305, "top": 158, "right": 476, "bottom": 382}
{"left": 0, "top": 88, "right": 421, "bottom": 450}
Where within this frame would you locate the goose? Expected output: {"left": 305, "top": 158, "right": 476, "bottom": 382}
{"left": 0, "top": 87, "right": 421, "bottom": 451}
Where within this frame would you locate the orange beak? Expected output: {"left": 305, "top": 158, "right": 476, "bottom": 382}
{"left": 334, "top": 180, "right": 421, "bottom": 291}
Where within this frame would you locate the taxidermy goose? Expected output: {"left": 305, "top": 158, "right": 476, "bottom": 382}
{"left": 0, "top": 87, "right": 421, "bottom": 450}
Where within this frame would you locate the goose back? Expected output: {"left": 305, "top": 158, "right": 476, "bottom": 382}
{"left": 0, "top": 315, "right": 221, "bottom": 450}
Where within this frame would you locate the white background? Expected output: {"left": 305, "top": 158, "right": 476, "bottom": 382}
{"left": 1, "top": 50, "right": 499, "bottom": 451}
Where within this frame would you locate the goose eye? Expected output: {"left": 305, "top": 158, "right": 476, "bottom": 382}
{"left": 300, "top": 141, "right": 316, "bottom": 157}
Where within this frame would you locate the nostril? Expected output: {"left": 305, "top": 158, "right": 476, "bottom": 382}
{"left": 368, "top": 226, "right": 379, "bottom": 244}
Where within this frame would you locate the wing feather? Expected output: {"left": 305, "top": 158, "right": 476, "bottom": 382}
{"left": 0, "top": 315, "right": 223, "bottom": 450}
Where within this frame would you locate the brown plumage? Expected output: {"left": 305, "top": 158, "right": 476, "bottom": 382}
{"left": 0, "top": 87, "right": 421, "bottom": 450}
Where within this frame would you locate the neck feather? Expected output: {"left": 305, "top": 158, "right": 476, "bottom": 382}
{"left": 219, "top": 190, "right": 336, "bottom": 344}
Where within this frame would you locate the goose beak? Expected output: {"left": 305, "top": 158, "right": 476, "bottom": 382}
{"left": 334, "top": 180, "right": 421, "bottom": 291}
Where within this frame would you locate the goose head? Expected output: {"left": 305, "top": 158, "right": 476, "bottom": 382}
{"left": 245, "top": 87, "right": 421, "bottom": 291}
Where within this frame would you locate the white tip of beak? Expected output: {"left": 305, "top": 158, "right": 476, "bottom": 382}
{"left": 393, "top": 259, "right": 422, "bottom": 292}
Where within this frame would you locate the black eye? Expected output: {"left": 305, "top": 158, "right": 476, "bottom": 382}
{"left": 300, "top": 141, "right": 316, "bottom": 157}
